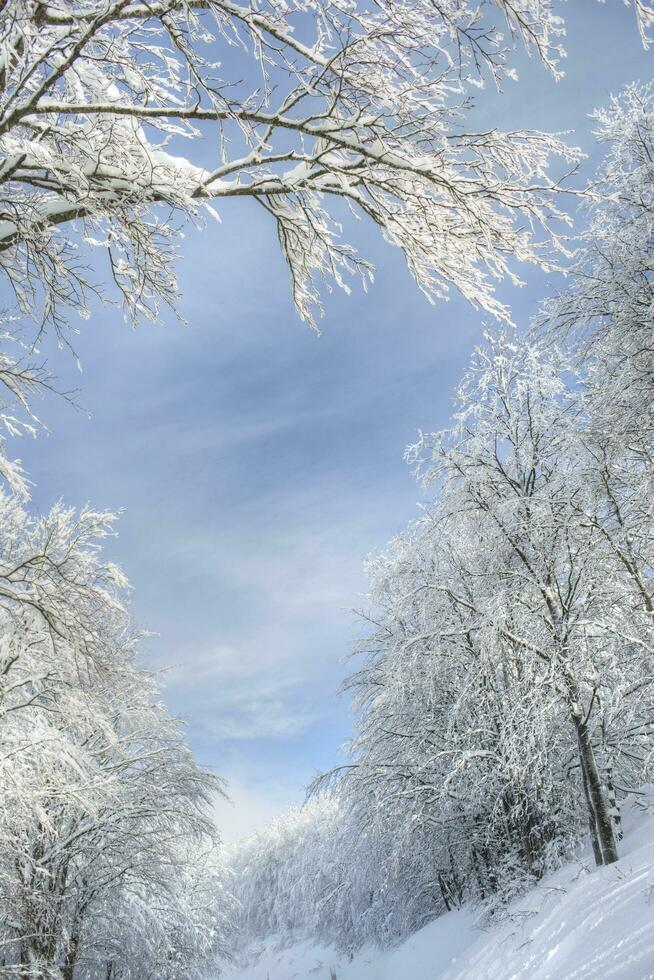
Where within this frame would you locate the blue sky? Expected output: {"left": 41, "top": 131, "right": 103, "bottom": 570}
{"left": 9, "top": 3, "right": 653, "bottom": 840}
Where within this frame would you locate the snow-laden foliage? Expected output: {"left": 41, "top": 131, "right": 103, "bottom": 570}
{"left": 0, "top": 492, "right": 232, "bottom": 979}
{"left": 0, "top": 0, "right": 623, "bottom": 504}
{"left": 0, "top": 1, "right": 651, "bottom": 494}
{"left": 0, "top": 327, "right": 51, "bottom": 498}
{"left": 2, "top": 0, "right": 643, "bottom": 337}
{"left": 227, "top": 89, "right": 654, "bottom": 961}
{"left": 229, "top": 336, "right": 654, "bottom": 961}
{"left": 543, "top": 85, "right": 654, "bottom": 661}
{"left": 544, "top": 82, "right": 654, "bottom": 440}
{"left": 229, "top": 792, "right": 455, "bottom": 954}
{"left": 224, "top": 794, "right": 654, "bottom": 980}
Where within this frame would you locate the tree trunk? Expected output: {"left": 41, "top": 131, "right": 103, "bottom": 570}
{"left": 574, "top": 715, "right": 619, "bottom": 865}
{"left": 62, "top": 936, "right": 78, "bottom": 980}
{"left": 560, "top": 665, "right": 619, "bottom": 866}
{"left": 607, "top": 767, "right": 623, "bottom": 840}
{"left": 579, "top": 751, "right": 603, "bottom": 866}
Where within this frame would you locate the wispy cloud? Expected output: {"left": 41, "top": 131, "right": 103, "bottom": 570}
{"left": 167, "top": 650, "right": 321, "bottom": 741}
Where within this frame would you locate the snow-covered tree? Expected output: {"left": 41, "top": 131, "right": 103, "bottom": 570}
{"left": 0, "top": 327, "right": 56, "bottom": 498}
{"left": 0, "top": 492, "right": 128, "bottom": 729}
{"left": 544, "top": 83, "right": 654, "bottom": 440}
{"left": 277, "top": 334, "right": 654, "bottom": 954}
{"left": 1, "top": 2, "right": 653, "bottom": 494}
{"left": 405, "top": 335, "right": 654, "bottom": 868}
{"left": 543, "top": 84, "right": 654, "bottom": 637}
{"left": 228, "top": 788, "right": 442, "bottom": 956}
{"left": 0, "top": 0, "right": 613, "bottom": 339}
{"left": 337, "top": 514, "right": 575, "bottom": 913}
{"left": 0, "top": 492, "right": 232, "bottom": 978}
{"left": 226, "top": 85, "right": 654, "bottom": 962}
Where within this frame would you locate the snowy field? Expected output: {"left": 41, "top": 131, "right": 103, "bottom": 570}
{"left": 223, "top": 794, "right": 654, "bottom": 980}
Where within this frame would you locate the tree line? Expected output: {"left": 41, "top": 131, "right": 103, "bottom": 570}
{"left": 228, "top": 83, "right": 654, "bottom": 956}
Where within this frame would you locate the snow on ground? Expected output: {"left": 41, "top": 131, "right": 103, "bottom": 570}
{"left": 440, "top": 793, "right": 654, "bottom": 980}
{"left": 221, "top": 911, "right": 477, "bottom": 980}
{"left": 223, "top": 793, "right": 654, "bottom": 979}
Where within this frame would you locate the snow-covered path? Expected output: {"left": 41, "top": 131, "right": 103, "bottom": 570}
{"left": 223, "top": 794, "right": 654, "bottom": 979}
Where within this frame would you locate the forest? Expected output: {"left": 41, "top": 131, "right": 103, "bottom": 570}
{"left": 0, "top": 1, "right": 653, "bottom": 977}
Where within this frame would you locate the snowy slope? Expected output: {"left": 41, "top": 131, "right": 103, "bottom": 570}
{"left": 443, "top": 794, "right": 654, "bottom": 980}
{"left": 223, "top": 794, "right": 654, "bottom": 979}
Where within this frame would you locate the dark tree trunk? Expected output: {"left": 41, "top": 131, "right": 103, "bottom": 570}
{"left": 62, "top": 935, "right": 78, "bottom": 980}
{"left": 561, "top": 666, "right": 619, "bottom": 866}
{"left": 580, "top": 756, "right": 603, "bottom": 866}
{"left": 574, "top": 715, "right": 619, "bottom": 865}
